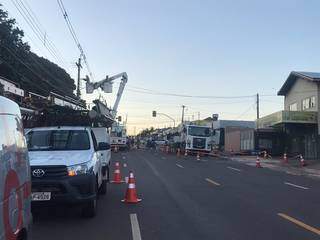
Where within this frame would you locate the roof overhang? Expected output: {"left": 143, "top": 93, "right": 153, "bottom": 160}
{"left": 278, "top": 71, "right": 320, "bottom": 96}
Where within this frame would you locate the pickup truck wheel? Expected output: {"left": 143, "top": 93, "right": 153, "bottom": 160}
{"left": 99, "top": 180, "right": 107, "bottom": 195}
{"left": 82, "top": 181, "right": 98, "bottom": 218}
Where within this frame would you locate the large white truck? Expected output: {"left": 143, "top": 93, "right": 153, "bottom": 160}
{"left": 110, "top": 123, "right": 128, "bottom": 150}
{"left": 181, "top": 124, "right": 212, "bottom": 153}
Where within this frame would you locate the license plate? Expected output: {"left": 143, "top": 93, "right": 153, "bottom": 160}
{"left": 31, "top": 192, "right": 51, "bottom": 201}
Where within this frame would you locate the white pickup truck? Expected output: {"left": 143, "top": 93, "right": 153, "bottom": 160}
{"left": 26, "top": 126, "right": 107, "bottom": 218}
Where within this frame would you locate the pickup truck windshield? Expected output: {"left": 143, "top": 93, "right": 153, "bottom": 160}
{"left": 27, "top": 130, "right": 90, "bottom": 151}
{"left": 188, "top": 126, "right": 211, "bottom": 137}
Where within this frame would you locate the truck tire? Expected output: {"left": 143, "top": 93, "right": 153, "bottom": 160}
{"left": 99, "top": 180, "right": 107, "bottom": 195}
{"left": 82, "top": 180, "right": 97, "bottom": 218}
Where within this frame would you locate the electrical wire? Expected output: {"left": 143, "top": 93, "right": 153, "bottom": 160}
{"left": 126, "top": 88, "right": 256, "bottom": 99}
{"left": 21, "top": 0, "right": 67, "bottom": 67}
{"left": 2, "top": 45, "right": 59, "bottom": 91}
{"left": 234, "top": 103, "right": 256, "bottom": 120}
{"left": 10, "top": 0, "right": 66, "bottom": 68}
{"left": 57, "top": 0, "right": 94, "bottom": 81}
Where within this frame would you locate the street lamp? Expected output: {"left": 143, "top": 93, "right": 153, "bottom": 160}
{"left": 152, "top": 111, "right": 176, "bottom": 128}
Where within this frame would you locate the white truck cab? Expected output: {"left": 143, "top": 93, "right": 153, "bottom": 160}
{"left": 0, "top": 96, "right": 31, "bottom": 240}
{"left": 182, "top": 125, "right": 212, "bottom": 153}
{"left": 110, "top": 124, "right": 128, "bottom": 150}
{"left": 26, "top": 126, "right": 106, "bottom": 218}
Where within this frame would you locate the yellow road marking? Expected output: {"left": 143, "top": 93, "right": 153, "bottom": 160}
{"left": 205, "top": 178, "right": 221, "bottom": 186}
{"left": 278, "top": 213, "right": 320, "bottom": 236}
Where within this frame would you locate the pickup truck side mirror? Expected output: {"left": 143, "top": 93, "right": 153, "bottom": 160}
{"left": 98, "top": 142, "right": 110, "bottom": 150}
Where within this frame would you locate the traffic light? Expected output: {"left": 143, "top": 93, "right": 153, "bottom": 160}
{"left": 152, "top": 111, "right": 157, "bottom": 117}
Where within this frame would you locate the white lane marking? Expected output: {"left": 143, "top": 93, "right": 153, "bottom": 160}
{"left": 161, "top": 157, "right": 166, "bottom": 160}
{"left": 205, "top": 178, "right": 221, "bottom": 186}
{"left": 176, "top": 164, "right": 184, "bottom": 169}
{"left": 284, "top": 182, "right": 309, "bottom": 190}
{"left": 227, "top": 166, "right": 241, "bottom": 172}
{"left": 130, "top": 213, "right": 142, "bottom": 240}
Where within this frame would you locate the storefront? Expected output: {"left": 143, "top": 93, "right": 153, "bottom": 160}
{"left": 257, "top": 110, "right": 318, "bottom": 159}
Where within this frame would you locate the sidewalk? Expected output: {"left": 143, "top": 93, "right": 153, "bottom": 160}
{"left": 224, "top": 155, "right": 320, "bottom": 179}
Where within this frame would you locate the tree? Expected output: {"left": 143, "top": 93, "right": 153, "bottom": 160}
{"left": 0, "top": 5, "right": 76, "bottom": 98}
{"left": 137, "top": 127, "right": 155, "bottom": 137}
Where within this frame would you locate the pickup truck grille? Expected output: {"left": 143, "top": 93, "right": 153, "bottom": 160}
{"left": 31, "top": 165, "right": 68, "bottom": 179}
{"left": 193, "top": 138, "right": 206, "bottom": 149}
{"left": 32, "top": 182, "right": 66, "bottom": 194}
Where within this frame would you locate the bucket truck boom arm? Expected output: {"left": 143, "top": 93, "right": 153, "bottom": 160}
{"left": 84, "top": 72, "right": 128, "bottom": 119}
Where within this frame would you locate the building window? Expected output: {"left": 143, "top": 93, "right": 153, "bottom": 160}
{"left": 289, "top": 102, "right": 297, "bottom": 111}
{"left": 302, "top": 96, "right": 316, "bottom": 110}
{"left": 310, "top": 96, "right": 316, "bottom": 108}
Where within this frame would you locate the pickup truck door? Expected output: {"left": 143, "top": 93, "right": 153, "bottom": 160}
{"left": 91, "top": 131, "right": 103, "bottom": 187}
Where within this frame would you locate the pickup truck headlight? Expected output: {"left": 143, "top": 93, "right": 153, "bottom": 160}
{"left": 67, "top": 162, "right": 92, "bottom": 176}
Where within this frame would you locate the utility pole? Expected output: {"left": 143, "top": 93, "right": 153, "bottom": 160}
{"left": 76, "top": 57, "right": 82, "bottom": 98}
{"left": 256, "top": 93, "right": 260, "bottom": 120}
{"left": 181, "top": 105, "right": 186, "bottom": 124}
{"left": 198, "top": 112, "right": 200, "bottom": 121}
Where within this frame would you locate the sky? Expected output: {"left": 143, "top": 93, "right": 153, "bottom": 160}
{"left": 2, "top": 0, "right": 320, "bottom": 134}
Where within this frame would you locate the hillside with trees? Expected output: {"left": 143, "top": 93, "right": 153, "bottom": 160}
{"left": 0, "top": 5, "right": 76, "bottom": 98}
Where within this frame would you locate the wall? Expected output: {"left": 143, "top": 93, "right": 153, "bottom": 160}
{"left": 225, "top": 127, "right": 241, "bottom": 152}
{"left": 284, "top": 78, "right": 318, "bottom": 111}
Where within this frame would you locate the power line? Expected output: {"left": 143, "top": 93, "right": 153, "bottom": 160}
{"left": 11, "top": 0, "right": 64, "bottom": 65}
{"left": 10, "top": 0, "right": 66, "bottom": 68}
{"left": 2, "top": 45, "right": 59, "bottom": 91}
{"left": 21, "top": 0, "right": 67, "bottom": 66}
{"left": 57, "top": 0, "right": 94, "bottom": 80}
{"left": 234, "top": 103, "right": 256, "bottom": 120}
{"left": 126, "top": 88, "right": 256, "bottom": 99}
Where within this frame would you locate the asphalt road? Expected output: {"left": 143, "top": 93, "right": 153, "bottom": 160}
{"left": 31, "top": 149, "right": 320, "bottom": 240}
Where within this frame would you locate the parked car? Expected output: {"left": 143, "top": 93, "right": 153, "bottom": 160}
{"left": 26, "top": 126, "right": 105, "bottom": 218}
{"left": 92, "top": 127, "right": 111, "bottom": 193}
{"left": 0, "top": 96, "right": 32, "bottom": 240}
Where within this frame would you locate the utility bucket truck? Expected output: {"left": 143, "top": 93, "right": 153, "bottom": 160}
{"left": 84, "top": 72, "right": 128, "bottom": 152}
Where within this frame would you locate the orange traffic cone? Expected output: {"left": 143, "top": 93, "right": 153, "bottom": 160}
{"left": 300, "top": 154, "right": 307, "bottom": 167}
{"left": 122, "top": 171, "right": 142, "bottom": 203}
{"left": 197, "top": 152, "right": 200, "bottom": 162}
{"left": 256, "top": 156, "right": 262, "bottom": 168}
{"left": 111, "top": 162, "right": 124, "bottom": 184}
{"left": 177, "top": 148, "right": 181, "bottom": 157}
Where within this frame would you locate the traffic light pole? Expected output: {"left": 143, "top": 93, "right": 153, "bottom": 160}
{"left": 152, "top": 111, "right": 176, "bottom": 128}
